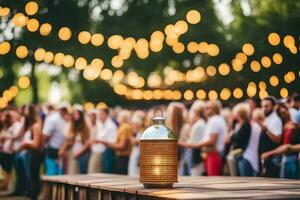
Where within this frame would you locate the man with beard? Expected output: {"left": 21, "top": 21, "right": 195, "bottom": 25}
{"left": 258, "top": 96, "right": 283, "bottom": 177}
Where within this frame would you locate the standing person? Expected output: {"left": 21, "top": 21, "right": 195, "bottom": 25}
{"left": 0, "top": 110, "right": 14, "bottom": 190}
{"left": 8, "top": 108, "right": 29, "bottom": 197}
{"left": 59, "top": 106, "right": 90, "bottom": 174}
{"left": 242, "top": 108, "right": 263, "bottom": 177}
{"left": 262, "top": 103, "right": 300, "bottom": 179}
{"left": 179, "top": 100, "right": 227, "bottom": 176}
{"left": 43, "top": 105, "right": 67, "bottom": 175}
{"left": 258, "top": 96, "right": 283, "bottom": 178}
{"left": 292, "top": 94, "right": 300, "bottom": 124}
{"left": 166, "top": 102, "right": 191, "bottom": 175}
{"left": 87, "top": 110, "right": 102, "bottom": 173}
{"left": 128, "top": 111, "right": 145, "bottom": 176}
{"left": 227, "top": 103, "right": 252, "bottom": 176}
{"left": 182, "top": 100, "right": 206, "bottom": 176}
{"left": 95, "top": 108, "right": 118, "bottom": 173}
{"left": 248, "top": 98, "right": 259, "bottom": 113}
{"left": 94, "top": 110, "right": 133, "bottom": 174}
{"left": 19, "top": 105, "right": 43, "bottom": 200}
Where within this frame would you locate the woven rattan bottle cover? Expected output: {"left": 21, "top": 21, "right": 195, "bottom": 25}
{"left": 139, "top": 109, "right": 178, "bottom": 188}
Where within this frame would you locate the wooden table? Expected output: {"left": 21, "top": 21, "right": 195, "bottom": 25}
{"left": 41, "top": 173, "right": 300, "bottom": 199}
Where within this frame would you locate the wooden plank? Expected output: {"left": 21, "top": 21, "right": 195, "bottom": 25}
{"left": 42, "top": 174, "right": 300, "bottom": 199}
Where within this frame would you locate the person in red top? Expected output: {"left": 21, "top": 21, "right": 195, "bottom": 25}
{"left": 262, "top": 103, "right": 300, "bottom": 179}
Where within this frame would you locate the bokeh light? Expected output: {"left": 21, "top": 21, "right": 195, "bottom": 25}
{"left": 58, "top": 27, "right": 72, "bottom": 41}
{"left": 16, "top": 45, "right": 28, "bottom": 59}
{"left": 269, "top": 75, "right": 279, "bottom": 86}
{"left": 91, "top": 33, "right": 104, "bottom": 46}
{"left": 0, "top": 42, "right": 10, "bottom": 55}
{"left": 27, "top": 18, "right": 39, "bottom": 32}
{"left": 78, "top": 31, "right": 91, "bottom": 44}
{"left": 40, "top": 23, "right": 52, "bottom": 36}
{"left": 186, "top": 10, "right": 201, "bottom": 24}
{"left": 25, "top": 1, "right": 39, "bottom": 16}
{"left": 18, "top": 76, "right": 31, "bottom": 89}
{"left": 268, "top": 32, "right": 280, "bottom": 46}
{"left": 261, "top": 56, "right": 271, "bottom": 68}
{"left": 272, "top": 53, "right": 283, "bottom": 64}
{"left": 218, "top": 63, "right": 230, "bottom": 76}
{"left": 242, "top": 43, "right": 254, "bottom": 56}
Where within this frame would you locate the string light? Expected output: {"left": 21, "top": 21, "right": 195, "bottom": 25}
{"left": 208, "top": 90, "right": 218, "bottom": 100}
{"left": 40, "top": 23, "right": 52, "bottom": 36}
{"left": 12, "top": 13, "right": 28, "bottom": 27}
{"left": 111, "top": 56, "right": 124, "bottom": 68}
{"left": 58, "top": 27, "right": 72, "bottom": 41}
{"left": 34, "top": 48, "right": 46, "bottom": 61}
{"left": 0, "top": 97, "right": 8, "bottom": 109}
{"left": 218, "top": 63, "right": 230, "bottom": 76}
{"left": 147, "top": 73, "right": 162, "bottom": 88}
{"left": 272, "top": 53, "right": 283, "bottom": 64}
{"left": 232, "top": 58, "right": 244, "bottom": 71}
{"left": 172, "top": 90, "right": 182, "bottom": 100}
{"left": 269, "top": 75, "right": 279, "bottom": 86}
{"left": 18, "top": 76, "right": 30, "bottom": 89}
{"left": 174, "top": 20, "right": 188, "bottom": 35}
{"left": 259, "top": 81, "right": 267, "bottom": 90}
{"left": 184, "top": 90, "right": 194, "bottom": 101}
{"left": 53, "top": 53, "right": 65, "bottom": 65}
{"left": 268, "top": 32, "right": 280, "bottom": 46}
{"left": 3, "top": 7, "right": 299, "bottom": 99}
{"left": 84, "top": 102, "right": 94, "bottom": 111}
{"left": 0, "top": 7, "right": 10, "bottom": 17}
{"left": 235, "top": 52, "right": 247, "bottom": 64}
{"left": 196, "top": 89, "right": 206, "bottom": 100}
{"left": 284, "top": 71, "right": 295, "bottom": 83}
{"left": 119, "top": 68, "right": 298, "bottom": 100}
{"left": 206, "top": 65, "right": 217, "bottom": 77}
{"left": 283, "top": 35, "right": 295, "bottom": 49}
{"left": 233, "top": 88, "right": 243, "bottom": 99}
{"left": 91, "top": 33, "right": 104, "bottom": 46}
{"left": 62, "top": 55, "right": 75, "bottom": 67}
{"left": 16, "top": 45, "right": 29, "bottom": 59}
{"left": 75, "top": 57, "right": 87, "bottom": 70}
{"left": 108, "top": 35, "right": 124, "bottom": 49}
{"left": 187, "top": 42, "right": 198, "bottom": 53}
{"left": 78, "top": 31, "right": 91, "bottom": 44}
{"left": 207, "top": 44, "right": 220, "bottom": 57}
{"left": 280, "top": 88, "right": 289, "bottom": 98}
{"left": 186, "top": 10, "right": 201, "bottom": 24}
{"left": 250, "top": 60, "right": 261, "bottom": 72}
{"left": 9, "top": 86, "right": 19, "bottom": 97}
{"left": 259, "top": 90, "right": 268, "bottom": 99}
{"left": 44, "top": 52, "right": 54, "bottom": 63}
{"left": 25, "top": 1, "right": 39, "bottom": 16}
{"left": 242, "top": 43, "right": 254, "bottom": 56}
{"left": 96, "top": 102, "right": 108, "bottom": 109}
{"left": 91, "top": 58, "right": 104, "bottom": 69}
{"left": 247, "top": 82, "right": 257, "bottom": 97}
{"left": 261, "top": 56, "right": 271, "bottom": 68}
{"left": 27, "top": 18, "right": 39, "bottom": 32}
{"left": 83, "top": 65, "right": 101, "bottom": 81}
{"left": 100, "top": 68, "right": 113, "bottom": 80}
{"left": 0, "top": 85, "right": 19, "bottom": 108}
{"left": 220, "top": 88, "right": 231, "bottom": 100}
{"left": 172, "top": 42, "right": 185, "bottom": 54}
{"left": 0, "top": 41, "right": 11, "bottom": 55}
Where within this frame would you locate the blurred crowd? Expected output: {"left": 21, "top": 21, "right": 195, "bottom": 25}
{"left": 1, "top": 94, "right": 300, "bottom": 199}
